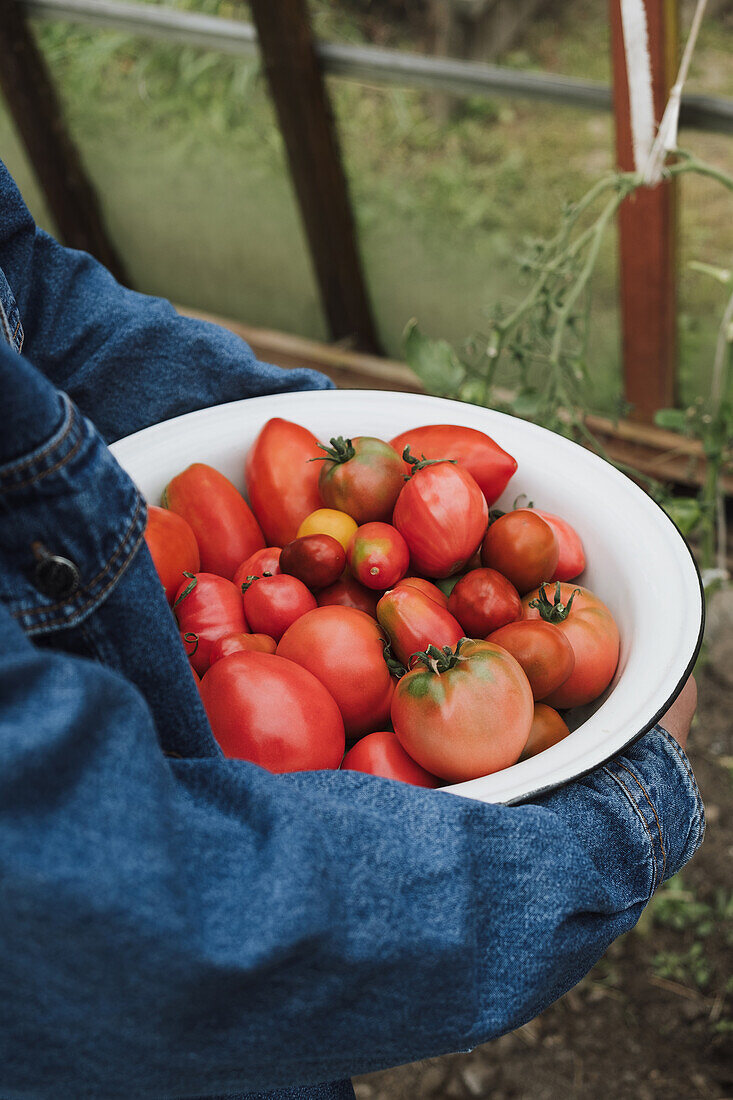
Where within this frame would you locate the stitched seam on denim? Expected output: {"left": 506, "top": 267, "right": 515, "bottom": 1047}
{"left": 616, "top": 761, "right": 666, "bottom": 879}
{"left": 602, "top": 765, "right": 658, "bottom": 898}
{"left": 658, "top": 728, "right": 705, "bottom": 851}
{"left": 0, "top": 295, "right": 12, "bottom": 345}
{"left": 6, "top": 430, "right": 87, "bottom": 492}
{"left": 12, "top": 317, "right": 23, "bottom": 353}
{"left": 0, "top": 395, "right": 75, "bottom": 479}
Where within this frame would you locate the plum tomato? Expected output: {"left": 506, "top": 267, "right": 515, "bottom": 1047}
{"left": 173, "top": 571, "right": 248, "bottom": 675}
{"left": 208, "top": 632, "right": 277, "bottom": 665}
{"left": 519, "top": 704, "right": 571, "bottom": 761}
{"left": 315, "top": 436, "right": 404, "bottom": 524}
{"left": 245, "top": 418, "right": 324, "bottom": 546}
{"left": 233, "top": 547, "right": 282, "bottom": 588}
{"left": 279, "top": 533, "right": 346, "bottom": 590}
{"left": 534, "top": 510, "right": 586, "bottom": 581}
{"left": 394, "top": 576, "right": 448, "bottom": 608}
{"left": 486, "top": 619, "right": 574, "bottom": 700}
{"left": 447, "top": 568, "right": 521, "bottom": 637}
{"left": 391, "top": 639, "right": 533, "bottom": 782}
{"left": 241, "top": 573, "right": 317, "bottom": 642}
{"left": 316, "top": 574, "right": 378, "bottom": 618}
{"left": 297, "top": 508, "right": 358, "bottom": 553}
{"left": 376, "top": 585, "right": 464, "bottom": 668}
{"left": 341, "top": 730, "right": 439, "bottom": 788}
{"left": 521, "top": 582, "right": 620, "bottom": 709}
{"left": 163, "top": 463, "right": 264, "bottom": 581}
{"left": 200, "top": 651, "right": 344, "bottom": 772}
{"left": 144, "top": 504, "right": 200, "bottom": 603}
{"left": 347, "top": 522, "right": 410, "bottom": 591}
{"left": 277, "top": 606, "right": 395, "bottom": 738}
{"left": 389, "top": 424, "right": 517, "bottom": 506}
{"left": 481, "top": 509, "right": 558, "bottom": 594}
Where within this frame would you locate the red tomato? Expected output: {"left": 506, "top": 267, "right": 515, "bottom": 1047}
{"left": 521, "top": 582, "right": 620, "bottom": 708}
{"left": 316, "top": 574, "right": 378, "bottom": 618}
{"left": 481, "top": 510, "right": 558, "bottom": 594}
{"left": 390, "top": 424, "right": 517, "bottom": 505}
{"left": 277, "top": 606, "right": 395, "bottom": 738}
{"left": 200, "top": 651, "right": 344, "bottom": 772}
{"left": 233, "top": 547, "right": 282, "bottom": 587}
{"left": 163, "top": 464, "right": 264, "bottom": 581}
{"left": 173, "top": 572, "right": 247, "bottom": 674}
{"left": 144, "top": 504, "right": 200, "bottom": 603}
{"left": 534, "top": 510, "right": 586, "bottom": 581}
{"left": 376, "top": 586, "right": 464, "bottom": 668}
{"left": 520, "top": 704, "right": 571, "bottom": 761}
{"left": 245, "top": 418, "right": 323, "bottom": 546}
{"left": 393, "top": 456, "right": 488, "bottom": 578}
{"left": 280, "top": 534, "right": 346, "bottom": 590}
{"left": 242, "top": 574, "right": 317, "bottom": 642}
{"left": 316, "top": 436, "right": 404, "bottom": 523}
{"left": 347, "top": 522, "right": 410, "bottom": 591}
{"left": 391, "top": 640, "right": 533, "bottom": 782}
{"left": 394, "top": 576, "right": 448, "bottom": 609}
{"left": 486, "top": 619, "right": 574, "bottom": 700}
{"left": 447, "top": 568, "right": 521, "bottom": 637}
{"left": 208, "top": 632, "right": 277, "bottom": 665}
{"left": 341, "top": 731, "right": 439, "bottom": 787}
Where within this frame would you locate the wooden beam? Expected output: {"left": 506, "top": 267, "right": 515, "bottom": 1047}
{"left": 247, "top": 0, "right": 381, "bottom": 355}
{"left": 609, "top": 0, "right": 678, "bottom": 423}
{"left": 0, "top": 0, "right": 130, "bottom": 283}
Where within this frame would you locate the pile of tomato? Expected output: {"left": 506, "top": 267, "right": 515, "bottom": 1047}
{"left": 145, "top": 417, "right": 620, "bottom": 788}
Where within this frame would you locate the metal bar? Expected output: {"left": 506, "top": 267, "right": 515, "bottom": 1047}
{"left": 22, "top": 0, "right": 733, "bottom": 133}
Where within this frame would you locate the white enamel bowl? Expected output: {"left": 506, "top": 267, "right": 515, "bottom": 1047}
{"left": 110, "top": 390, "right": 703, "bottom": 805}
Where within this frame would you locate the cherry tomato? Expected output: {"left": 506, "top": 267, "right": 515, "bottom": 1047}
{"left": 390, "top": 423, "right": 517, "bottom": 505}
{"left": 481, "top": 510, "right": 558, "bottom": 594}
{"left": 521, "top": 582, "right": 620, "bottom": 708}
{"left": 316, "top": 574, "right": 378, "bottom": 618}
{"left": 144, "top": 504, "right": 200, "bottom": 603}
{"left": 394, "top": 576, "right": 448, "bottom": 609}
{"left": 242, "top": 573, "right": 317, "bottom": 642}
{"left": 534, "top": 510, "right": 586, "bottom": 582}
{"left": 392, "top": 454, "right": 488, "bottom": 578}
{"left": 376, "top": 586, "right": 464, "bottom": 668}
{"left": 233, "top": 547, "right": 282, "bottom": 588}
{"left": 347, "top": 522, "right": 410, "bottom": 591}
{"left": 391, "top": 639, "right": 533, "bottom": 782}
{"left": 277, "top": 606, "right": 395, "bottom": 738}
{"left": 173, "top": 572, "right": 247, "bottom": 675}
{"left": 341, "top": 731, "right": 439, "bottom": 788}
{"left": 297, "top": 508, "right": 358, "bottom": 553}
{"left": 316, "top": 436, "right": 404, "bottom": 523}
{"left": 520, "top": 704, "right": 571, "bottom": 761}
{"left": 200, "top": 651, "right": 344, "bottom": 772}
{"left": 208, "top": 632, "right": 277, "bottom": 665}
{"left": 447, "top": 568, "right": 521, "bottom": 637}
{"left": 245, "top": 418, "right": 323, "bottom": 546}
{"left": 163, "top": 463, "right": 264, "bottom": 581}
{"left": 280, "top": 534, "right": 346, "bottom": 590}
{"left": 486, "top": 619, "right": 575, "bottom": 700}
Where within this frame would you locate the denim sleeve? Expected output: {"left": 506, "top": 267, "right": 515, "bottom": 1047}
{"left": 0, "top": 159, "right": 332, "bottom": 442}
{"left": 0, "top": 600, "right": 704, "bottom": 1099}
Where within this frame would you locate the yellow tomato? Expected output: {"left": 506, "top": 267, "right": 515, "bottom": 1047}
{"left": 297, "top": 508, "right": 358, "bottom": 553}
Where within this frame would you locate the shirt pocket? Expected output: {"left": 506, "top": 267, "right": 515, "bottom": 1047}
{"left": 0, "top": 264, "right": 24, "bottom": 353}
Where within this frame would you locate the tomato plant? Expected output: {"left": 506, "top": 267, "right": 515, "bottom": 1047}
{"left": 377, "top": 585, "right": 464, "bottom": 667}
{"left": 520, "top": 704, "right": 570, "bottom": 761}
{"left": 481, "top": 509, "right": 558, "bottom": 594}
{"left": 347, "top": 522, "right": 410, "bottom": 591}
{"left": 315, "top": 435, "right": 404, "bottom": 523}
{"left": 341, "top": 730, "right": 439, "bottom": 787}
{"left": 242, "top": 573, "right": 317, "bottom": 642}
{"left": 173, "top": 571, "right": 247, "bottom": 674}
{"left": 208, "top": 632, "right": 277, "bottom": 665}
{"left": 447, "top": 568, "right": 521, "bottom": 637}
{"left": 144, "top": 504, "right": 200, "bottom": 603}
{"left": 245, "top": 418, "right": 323, "bottom": 546}
{"left": 389, "top": 424, "right": 517, "bottom": 505}
{"left": 486, "top": 619, "right": 574, "bottom": 700}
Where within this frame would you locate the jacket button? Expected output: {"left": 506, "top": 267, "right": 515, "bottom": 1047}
{"left": 33, "top": 552, "right": 80, "bottom": 599}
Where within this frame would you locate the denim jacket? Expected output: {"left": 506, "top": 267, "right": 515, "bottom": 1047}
{"left": 0, "top": 159, "right": 705, "bottom": 1100}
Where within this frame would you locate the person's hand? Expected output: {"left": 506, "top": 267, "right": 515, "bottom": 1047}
{"left": 658, "top": 675, "right": 697, "bottom": 751}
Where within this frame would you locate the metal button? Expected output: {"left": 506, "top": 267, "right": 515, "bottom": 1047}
{"left": 32, "top": 548, "right": 80, "bottom": 600}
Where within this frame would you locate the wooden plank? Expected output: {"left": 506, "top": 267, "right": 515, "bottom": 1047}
{"left": 247, "top": 0, "right": 381, "bottom": 355}
{"left": 609, "top": 0, "right": 678, "bottom": 423}
{"left": 0, "top": 0, "right": 130, "bottom": 283}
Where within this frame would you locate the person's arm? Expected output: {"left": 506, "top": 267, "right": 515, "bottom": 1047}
{"left": 0, "top": 601, "right": 703, "bottom": 1098}
{"left": 0, "top": 159, "right": 332, "bottom": 441}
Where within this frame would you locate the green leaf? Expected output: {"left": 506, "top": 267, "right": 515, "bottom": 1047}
{"left": 662, "top": 497, "right": 702, "bottom": 536}
{"left": 654, "top": 408, "right": 688, "bottom": 431}
{"left": 403, "top": 320, "right": 465, "bottom": 398}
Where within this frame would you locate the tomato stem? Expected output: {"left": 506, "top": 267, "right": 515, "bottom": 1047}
{"left": 311, "top": 436, "right": 356, "bottom": 465}
{"left": 173, "top": 571, "right": 197, "bottom": 610}
{"left": 382, "top": 640, "right": 407, "bottom": 679}
{"left": 182, "top": 631, "right": 199, "bottom": 657}
{"left": 528, "top": 582, "right": 581, "bottom": 623}
{"left": 410, "top": 638, "right": 470, "bottom": 674}
{"left": 401, "top": 445, "right": 457, "bottom": 478}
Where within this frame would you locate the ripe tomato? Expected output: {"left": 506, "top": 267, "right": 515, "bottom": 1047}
{"left": 277, "top": 606, "right": 395, "bottom": 738}
{"left": 392, "top": 455, "right": 488, "bottom": 577}
{"left": 447, "top": 568, "right": 521, "bottom": 637}
{"left": 394, "top": 576, "right": 448, "bottom": 609}
{"left": 200, "top": 651, "right": 344, "bottom": 772}
{"left": 341, "top": 731, "right": 439, "bottom": 788}
{"left": 347, "top": 522, "right": 410, "bottom": 591}
{"left": 376, "top": 586, "right": 464, "bottom": 668}
{"left": 208, "top": 632, "right": 277, "bottom": 665}
{"left": 521, "top": 582, "right": 620, "bottom": 708}
{"left": 316, "top": 574, "right": 378, "bottom": 618}
{"left": 481, "top": 509, "right": 558, "bottom": 594}
{"left": 279, "top": 534, "right": 346, "bottom": 590}
{"left": 534, "top": 510, "right": 586, "bottom": 582}
{"left": 242, "top": 573, "right": 317, "bottom": 642}
{"left": 520, "top": 704, "right": 571, "bottom": 761}
{"left": 486, "top": 619, "right": 574, "bottom": 700}
{"left": 233, "top": 547, "right": 282, "bottom": 588}
{"left": 297, "top": 508, "right": 358, "bottom": 553}
{"left": 245, "top": 418, "right": 323, "bottom": 546}
{"left": 390, "top": 424, "right": 517, "bottom": 506}
{"left": 316, "top": 436, "right": 404, "bottom": 523}
{"left": 173, "top": 572, "right": 247, "bottom": 674}
{"left": 163, "top": 463, "right": 264, "bottom": 581}
{"left": 391, "top": 640, "right": 533, "bottom": 782}
{"left": 144, "top": 504, "right": 200, "bottom": 603}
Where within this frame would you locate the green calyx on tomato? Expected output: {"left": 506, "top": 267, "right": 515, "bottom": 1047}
{"left": 410, "top": 638, "right": 470, "bottom": 674}
{"left": 173, "top": 571, "right": 197, "bottom": 609}
{"left": 529, "top": 582, "right": 582, "bottom": 623}
{"left": 382, "top": 639, "right": 407, "bottom": 680}
{"left": 182, "top": 631, "right": 199, "bottom": 656}
{"left": 312, "top": 436, "right": 357, "bottom": 465}
{"left": 240, "top": 571, "right": 273, "bottom": 592}
{"left": 401, "top": 445, "right": 456, "bottom": 479}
